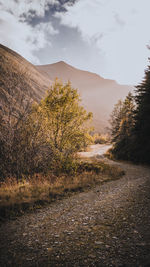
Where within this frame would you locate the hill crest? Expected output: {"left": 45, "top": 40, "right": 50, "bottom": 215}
{"left": 0, "top": 44, "right": 133, "bottom": 131}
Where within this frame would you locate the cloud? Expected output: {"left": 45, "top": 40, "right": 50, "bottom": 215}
{"left": 57, "top": 0, "right": 150, "bottom": 84}
{"left": 0, "top": 0, "right": 59, "bottom": 63}
{"left": 0, "top": 0, "right": 60, "bottom": 18}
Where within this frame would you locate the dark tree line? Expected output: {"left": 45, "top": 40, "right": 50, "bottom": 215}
{"left": 110, "top": 60, "right": 150, "bottom": 164}
{"left": 134, "top": 64, "right": 150, "bottom": 162}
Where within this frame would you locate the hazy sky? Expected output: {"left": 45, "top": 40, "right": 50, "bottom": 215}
{"left": 0, "top": 0, "right": 150, "bottom": 85}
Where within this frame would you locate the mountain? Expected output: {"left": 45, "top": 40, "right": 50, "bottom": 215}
{"left": 36, "top": 61, "right": 133, "bottom": 131}
{"left": 0, "top": 44, "right": 51, "bottom": 118}
{"left": 0, "top": 44, "right": 133, "bottom": 131}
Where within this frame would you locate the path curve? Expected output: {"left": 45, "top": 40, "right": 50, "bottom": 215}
{"left": 78, "top": 144, "right": 112, "bottom": 158}
{"left": 0, "top": 145, "right": 150, "bottom": 266}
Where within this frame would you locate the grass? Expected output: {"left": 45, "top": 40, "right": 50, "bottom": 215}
{"left": 0, "top": 159, "right": 125, "bottom": 220}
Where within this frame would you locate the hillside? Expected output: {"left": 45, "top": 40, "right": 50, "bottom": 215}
{"left": 0, "top": 44, "right": 51, "bottom": 118}
{"left": 37, "top": 61, "right": 133, "bottom": 131}
{"left": 0, "top": 44, "right": 133, "bottom": 131}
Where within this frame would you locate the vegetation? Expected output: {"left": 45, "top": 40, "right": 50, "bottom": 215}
{"left": 0, "top": 76, "right": 126, "bottom": 219}
{"left": 36, "top": 79, "right": 93, "bottom": 173}
{"left": 109, "top": 92, "right": 136, "bottom": 160}
{"left": 93, "top": 133, "right": 110, "bottom": 144}
{"left": 110, "top": 60, "right": 150, "bottom": 164}
{"left": 133, "top": 64, "right": 150, "bottom": 163}
{"left": 0, "top": 159, "right": 124, "bottom": 219}
{"left": 0, "top": 79, "right": 92, "bottom": 178}
{"left": 0, "top": 94, "right": 52, "bottom": 178}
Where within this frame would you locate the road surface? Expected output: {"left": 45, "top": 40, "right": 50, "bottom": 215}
{"left": 79, "top": 144, "right": 112, "bottom": 158}
{"left": 0, "top": 145, "right": 150, "bottom": 266}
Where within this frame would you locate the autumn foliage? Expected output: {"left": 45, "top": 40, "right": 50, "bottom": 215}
{"left": 0, "top": 79, "right": 92, "bottom": 178}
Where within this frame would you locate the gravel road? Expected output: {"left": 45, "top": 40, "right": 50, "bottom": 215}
{"left": 0, "top": 145, "right": 150, "bottom": 267}
{"left": 79, "top": 144, "right": 112, "bottom": 158}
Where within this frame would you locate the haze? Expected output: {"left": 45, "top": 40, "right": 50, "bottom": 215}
{"left": 0, "top": 0, "right": 150, "bottom": 84}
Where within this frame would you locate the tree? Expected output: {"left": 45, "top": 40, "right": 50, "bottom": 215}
{"left": 0, "top": 67, "right": 33, "bottom": 178}
{"left": 0, "top": 95, "right": 52, "bottom": 179}
{"left": 0, "top": 66, "right": 51, "bottom": 179}
{"left": 34, "top": 79, "right": 93, "bottom": 173}
{"left": 0, "top": 78, "right": 92, "bottom": 178}
{"left": 133, "top": 63, "right": 150, "bottom": 163}
{"left": 109, "top": 99, "right": 124, "bottom": 143}
{"left": 110, "top": 93, "right": 135, "bottom": 160}
{"left": 110, "top": 57, "right": 150, "bottom": 164}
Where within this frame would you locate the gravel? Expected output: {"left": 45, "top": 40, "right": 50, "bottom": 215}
{"left": 0, "top": 158, "right": 150, "bottom": 266}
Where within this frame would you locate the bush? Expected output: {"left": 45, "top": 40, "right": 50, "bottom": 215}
{"left": 93, "top": 133, "right": 110, "bottom": 144}
{"left": 0, "top": 79, "right": 93, "bottom": 178}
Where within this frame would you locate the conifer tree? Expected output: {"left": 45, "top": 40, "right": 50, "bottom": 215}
{"left": 134, "top": 63, "right": 150, "bottom": 163}
{"left": 110, "top": 93, "right": 135, "bottom": 160}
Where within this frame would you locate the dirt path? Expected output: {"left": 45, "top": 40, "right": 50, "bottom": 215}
{"left": 79, "top": 144, "right": 112, "bottom": 158}
{"left": 0, "top": 146, "right": 150, "bottom": 266}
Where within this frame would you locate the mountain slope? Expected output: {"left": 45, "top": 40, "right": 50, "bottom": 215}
{"left": 0, "top": 44, "right": 133, "bottom": 131}
{"left": 0, "top": 44, "right": 51, "bottom": 118}
{"left": 36, "top": 61, "right": 133, "bottom": 131}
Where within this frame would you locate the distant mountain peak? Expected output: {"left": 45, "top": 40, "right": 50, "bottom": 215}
{"left": 57, "top": 60, "right": 66, "bottom": 64}
{"left": 39, "top": 60, "right": 73, "bottom": 70}
{"left": 1, "top": 44, "right": 133, "bottom": 133}
{"left": 52, "top": 60, "right": 74, "bottom": 69}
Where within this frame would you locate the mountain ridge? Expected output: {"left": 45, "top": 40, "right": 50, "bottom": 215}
{"left": 37, "top": 60, "right": 133, "bottom": 131}
{"left": 37, "top": 60, "right": 132, "bottom": 87}
{"left": 0, "top": 44, "right": 133, "bottom": 131}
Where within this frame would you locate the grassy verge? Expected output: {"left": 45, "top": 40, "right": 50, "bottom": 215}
{"left": 0, "top": 159, "right": 125, "bottom": 220}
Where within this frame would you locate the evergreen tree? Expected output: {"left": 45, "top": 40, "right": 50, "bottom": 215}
{"left": 109, "top": 99, "right": 124, "bottom": 143}
{"left": 134, "top": 63, "right": 150, "bottom": 163}
{"left": 110, "top": 93, "right": 135, "bottom": 160}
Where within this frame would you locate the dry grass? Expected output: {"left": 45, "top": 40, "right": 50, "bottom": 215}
{"left": 0, "top": 160, "right": 124, "bottom": 219}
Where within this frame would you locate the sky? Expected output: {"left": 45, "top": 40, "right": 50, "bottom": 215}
{"left": 0, "top": 0, "right": 150, "bottom": 85}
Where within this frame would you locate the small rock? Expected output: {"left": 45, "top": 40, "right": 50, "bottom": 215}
{"left": 23, "top": 233, "right": 27, "bottom": 236}
{"left": 89, "top": 254, "right": 96, "bottom": 259}
{"left": 95, "top": 241, "right": 103, "bottom": 245}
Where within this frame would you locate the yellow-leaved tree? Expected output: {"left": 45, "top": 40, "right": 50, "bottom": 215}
{"left": 33, "top": 79, "right": 93, "bottom": 173}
